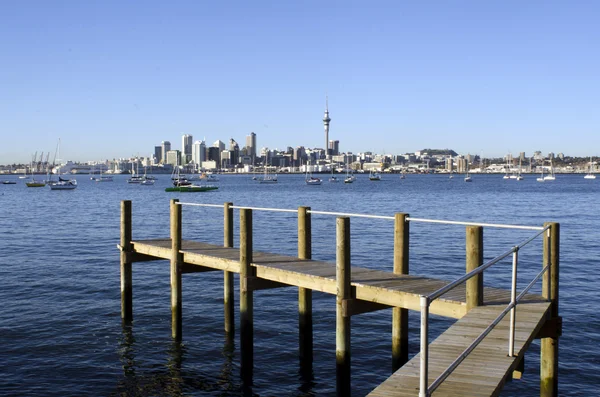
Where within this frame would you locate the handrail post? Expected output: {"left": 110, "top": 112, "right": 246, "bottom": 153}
{"left": 336, "top": 217, "right": 351, "bottom": 396}
{"left": 224, "top": 202, "right": 234, "bottom": 334}
{"left": 240, "top": 208, "right": 254, "bottom": 384}
{"left": 120, "top": 200, "right": 133, "bottom": 323}
{"left": 541, "top": 222, "right": 560, "bottom": 397}
{"left": 392, "top": 213, "right": 409, "bottom": 371}
{"left": 466, "top": 226, "right": 484, "bottom": 310}
{"left": 170, "top": 199, "right": 182, "bottom": 341}
{"left": 298, "top": 206, "right": 313, "bottom": 372}
{"left": 508, "top": 247, "right": 518, "bottom": 357}
{"left": 419, "top": 295, "right": 430, "bottom": 397}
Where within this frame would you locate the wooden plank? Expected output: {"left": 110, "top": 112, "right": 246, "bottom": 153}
{"left": 367, "top": 302, "right": 551, "bottom": 397}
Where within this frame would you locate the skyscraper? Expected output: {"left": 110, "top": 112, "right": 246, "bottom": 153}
{"left": 182, "top": 134, "right": 193, "bottom": 164}
{"left": 192, "top": 140, "right": 206, "bottom": 168}
{"left": 323, "top": 97, "right": 331, "bottom": 159}
{"left": 246, "top": 132, "right": 256, "bottom": 164}
{"left": 161, "top": 141, "right": 171, "bottom": 164}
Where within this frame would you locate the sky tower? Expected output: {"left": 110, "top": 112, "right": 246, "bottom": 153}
{"left": 323, "top": 96, "right": 331, "bottom": 159}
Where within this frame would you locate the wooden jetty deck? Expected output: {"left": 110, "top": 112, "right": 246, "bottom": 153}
{"left": 118, "top": 200, "right": 561, "bottom": 397}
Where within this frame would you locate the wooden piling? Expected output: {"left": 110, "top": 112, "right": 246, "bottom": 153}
{"left": 224, "top": 202, "right": 234, "bottom": 334}
{"left": 336, "top": 217, "right": 351, "bottom": 396}
{"left": 466, "top": 226, "right": 484, "bottom": 310}
{"left": 170, "top": 199, "right": 182, "bottom": 341}
{"left": 120, "top": 200, "right": 133, "bottom": 323}
{"left": 392, "top": 213, "right": 409, "bottom": 371}
{"left": 298, "top": 206, "right": 313, "bottom": 369}
{"left": 240, "top": 208, "right": 254, "bottom": 382}
{"left": 541, "top": 222, "right": 560, "bottom": 397}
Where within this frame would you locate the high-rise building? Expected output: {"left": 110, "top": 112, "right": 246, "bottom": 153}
{"left": 182, "top": 134, "right": 193, "bottom": 164}
{"left": 323, "top": 97, "right": 331, "bottom": 158}
{"left": 207, "top": 146, "right": 221, "bottom": 167}
{"left": 154, "top": 146, "right": 162, "bottom": 165}
{"left": 246, "top": 132, "right": 257, "bottom": 164}
{"left": 166, "top": 150, "right": 181, "bottom": 167}
{"left": 329, "top": 140, "right": 339, "bottom": 156}
{"left": 161, "top": 141, "right": 171, "bottom": 164}
{"left": 229, "top": 138, "right": 240, "bottom": 166}
{"left": 192, "top": 140, "right": 206, "bottom": 167}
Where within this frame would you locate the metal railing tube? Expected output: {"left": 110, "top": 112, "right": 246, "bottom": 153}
{"left": 428, "top": 302, "right": 514, "bottom": 393}
{"left": 429, "top": 246, "right": 514, "bottom": 302}
{"left": 516, "top": 225, "right": 550, "bottom": 249}
{"left": 546, "top": 229, "right": 552, "bottom": 302}
{"left": 517, "top": 264, "right": 549, "bottom": 302}
{"left": 307, "top": 210, "right": 394, "bottom": 220}
{"left": 405, "top": 217, "right": 545, "bottom": 230}
{"left": 420, "top": 295, "right": 430, "bottom": 397}
{"left": 508, "top": 247, "right": 519, "bottom": 357}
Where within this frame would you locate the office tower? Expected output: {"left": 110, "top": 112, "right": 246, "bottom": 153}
{"left": 323, "top": 97, "right": 331, "bottom": 158}
{"left": 161, "top": 141, "right": 171, "bottom": 164}
{"left": 192, "top": 140, "right": 206, "bottom": 167}
{"left": 229, "top": 138, "right": 240, "bottom": 166}
{"left": 166, "top": 150, "right": 181, "bottom": 166}
{"left": 182, "top": 134, "right": 193, "bottom": 164}
{"left": 207, "top": 146, "right": 221, "bottom": 166}
{"left": 329, "top": 140, "right": 339, "bottom": 156}
{"left": 154, "top": 146, "right": 162, "bottom": 165}
{"left": 245, "top": 132, "right": 257, "bottom": 165}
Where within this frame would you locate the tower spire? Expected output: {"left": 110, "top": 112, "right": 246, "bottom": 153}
{"left": 323, "top": 95, "right": 331, "bottom": 159}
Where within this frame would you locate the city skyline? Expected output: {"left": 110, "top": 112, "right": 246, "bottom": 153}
{"left": 2, "top": 2, "right": 599, "bottom": 164}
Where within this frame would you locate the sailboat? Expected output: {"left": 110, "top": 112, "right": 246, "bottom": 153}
{"left": 49, "top": 140, "right": 77, "bottom": 190}
{"left": 464, "top": 161, "right": 472, "bottom": 182}
{"left": 543, "top": 160, "right": 556, "bottom": 181}
{"left": 329, "top": 164, "right": 339, "bottom": 182}
{"left": 305, "top": 161, "right": 322, "bottom": 185}
{"left": 140, "top": 166, "right": 155, "bottom": 185}
{"left": 369, "top": 169, "right": 382, "bottom": 181}
{"left": 127, "top": 160, "right": 144, "bottom": 183}
{"left": 515, "top": 157, "right": 524, "bottom": 181}
{"left": 503, "top": 158, "right": 510, "bottom": 180}
{"left": 536, "top": 161, "right": 546, "bottom": 182}
{"left": 344, "top": 161, "right": 355, "bottom": 183}
{"left": 259, "top": 160, "right": 277, "bottom": 184}
{"left": 91, "top": 164, "right": 113, "bottom": 182}
{"left": 26, "top": 152, "right": 46, "bottom": 187}
{"left": 584, "top": 156, "right": 596, "bottom": 179}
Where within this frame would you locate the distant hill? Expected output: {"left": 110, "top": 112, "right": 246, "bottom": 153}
{"left": 420, "top": 148, "right": 458, "bottom": 156}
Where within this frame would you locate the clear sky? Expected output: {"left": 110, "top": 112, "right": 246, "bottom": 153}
{"left": 1, "top": 1, "right": 599, "bottom": 164}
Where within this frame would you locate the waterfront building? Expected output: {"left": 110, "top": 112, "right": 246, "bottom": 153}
{"left": 245, "top": 132, "right": 257, "bottom": 165}
{"left": 161, "top": 141, "right": 171, "bottom": 164}
{"left": 166, "top": 150, "right": 181, "bottom": 167}
{"left": 207, "top": 146, "right": 221, "bottom": 167}
{"left": 192, "top": 140, "right": 206, "bottom": 168}
{"left": 329, "top": 140, "right": 339, "bottom": 156}
{"left": 229, "top": 138, "right": 240, "bottom": 166}
{"left": 213, "top": 140, "right": 225, "bottom": 152}
{"left": 154, "top": 146, "right": 162, "bottom": 165}
{"left": 182, "top": 134, "right": 193, "bottom": 164}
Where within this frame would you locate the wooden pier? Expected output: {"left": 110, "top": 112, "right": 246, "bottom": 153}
{"left": 118, "top": 200, "right": 561, "bottom": 396}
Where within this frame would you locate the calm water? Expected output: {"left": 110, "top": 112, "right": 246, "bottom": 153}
{"left": 0, "top": 173, "right": 598, "bottom": 396}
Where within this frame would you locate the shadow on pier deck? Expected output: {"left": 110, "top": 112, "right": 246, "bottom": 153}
{"left": 118, "top": 200, "right": 561, "bottom": 397}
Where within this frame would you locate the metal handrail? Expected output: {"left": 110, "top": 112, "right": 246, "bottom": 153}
{"left": 406, "top": 217, "right": 545, "bottom": 231}
{"left": 175, "top": 201, "right": 545, "bottom": 231}
{"left": 419, "top": 225, "right": 551, "bottom": 397}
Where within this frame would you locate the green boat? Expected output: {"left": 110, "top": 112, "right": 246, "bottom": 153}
{"left": 165, "top": 185, "right": 219, "bottom": 193}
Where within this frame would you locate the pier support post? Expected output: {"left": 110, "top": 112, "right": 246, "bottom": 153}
{"left": 120, "top": 200, "right": 133, "bottom": 323}
{"left": 392, "top": 213, "right": 409, "bottom": 371}
{"left": 298, "top": 206, "right": 313, "bottom": 371}
{"left": 170, "top": 199, "right": 182, "bottom": 341}
{"left": 466, "top": 226, "right": 484, "bottom": 310}
{"left": 240, "top": 209, "right": 254, "bottom": 383}
{"left": 224, "top": 202, "right": 234, "bottom": 334}
{"left": 541, "top": 222, "right": 560, "bottom": 397}
{"left": 336, "top": 217, "right": 351, "bottom": 396}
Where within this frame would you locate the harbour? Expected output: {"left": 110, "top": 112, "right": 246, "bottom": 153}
{"left": 0, "top": 174, "right": 597, "bottom": 396}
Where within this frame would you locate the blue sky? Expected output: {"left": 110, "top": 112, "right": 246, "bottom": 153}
{"left": 1, "top": 1, "right": 599, "bottom": 164}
